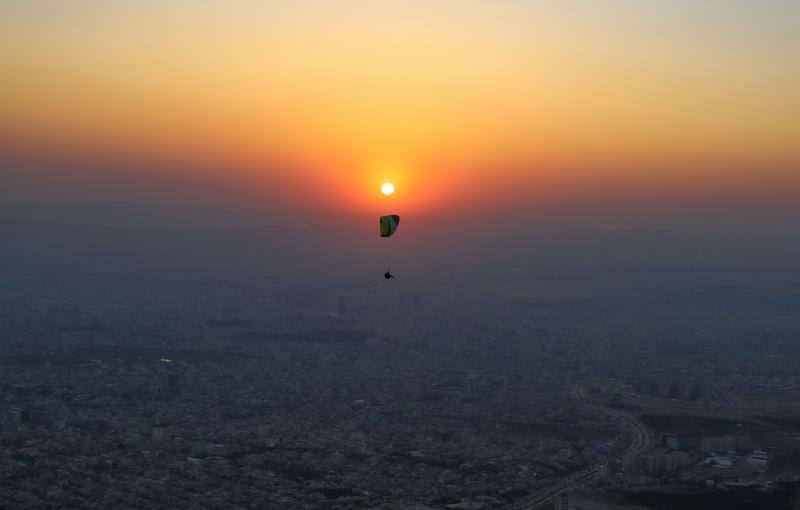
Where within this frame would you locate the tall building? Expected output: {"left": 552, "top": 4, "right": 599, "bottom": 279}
{"left": 760, "top": 329, "right": 776, "bottom": 355}
{"left": 747, "top": 450, "right": 768, "bottom": 470}
{"left": 660, "top": 432, "right": 679, "bottom": 449}
{"left": 8, "top": 407, "right": 22, "bottom": 425}
{"left": 465, "top": 375, "right": 480, "bottom": 400}
{"left": 701, "top": 435, "right": 751, "bottom": 453}
{"left": 337, "top": 296, "right": 346, "bottom": 316}
{"left": 276, "top": 292, "right": 290, "bottom": 308}
{"left": 167, "top": 372, "right": 179, "bottom": 390}
{"left": 152, "top": 425, "right": 165, "bottom": 441}
{"left": 639, "top": 452, "right": 682, "bottom": 475}
{"left": 674, "top": 373, "right": 692, "bottom": 400}
{"left": 694, "top": 375, "right": 711, "bottom": 403}
{"left": 601, "top": 459, "right": 623, "bottom": 479}
{"left": 554, "top": 493, "right": 569, "bottom": 510}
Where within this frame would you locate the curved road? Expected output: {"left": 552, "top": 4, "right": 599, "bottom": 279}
{"left": 575, "top": 382, "right": 653, "bottom": 461}
{"left": 508, "top": 381, "right": 653, "bottom": 509}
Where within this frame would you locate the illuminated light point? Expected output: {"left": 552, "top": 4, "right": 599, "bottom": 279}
{"left": 381, "top": 182, "right": 395, "bottom": 196}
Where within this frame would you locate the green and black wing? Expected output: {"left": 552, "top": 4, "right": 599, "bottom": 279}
{"left": 379, "top": 215, "right": 400, "bottom": 237}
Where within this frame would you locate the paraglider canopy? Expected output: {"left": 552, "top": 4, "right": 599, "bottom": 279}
{"left": 379, "top": 215, "right": 400, "bottom": 237}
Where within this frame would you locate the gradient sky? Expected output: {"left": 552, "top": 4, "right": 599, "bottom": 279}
{"left": 1, "top": 0, "right": 798, "bottom": 215}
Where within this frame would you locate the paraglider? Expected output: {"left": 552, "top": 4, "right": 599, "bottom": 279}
{"left": 379, "top": 214, "right": 399, "bottom": 279}
{"left": 379, "top": 214, "right": 399, "bottom": 237}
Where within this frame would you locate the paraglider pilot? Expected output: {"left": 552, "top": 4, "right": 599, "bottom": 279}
{"left": 379, "top": 215, "right": 400, "bottom": 280}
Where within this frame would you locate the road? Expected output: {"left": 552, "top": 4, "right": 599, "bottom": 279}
{"left": 574, "top": 382, "right": 654, "bottom": 462}
{"left": 508, "top": 381, "right": 653, "bottom": 509}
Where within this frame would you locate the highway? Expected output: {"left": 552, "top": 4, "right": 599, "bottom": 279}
{"left": 574, "top": 382, "right": 654, "bottom": 461}
{"left": 507, "top": 381, "right": 653, "bottom": 509}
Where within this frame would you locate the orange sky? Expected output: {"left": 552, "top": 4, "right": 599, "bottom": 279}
{"left": 1, "top": 1, "right": 799, "bottom": 215}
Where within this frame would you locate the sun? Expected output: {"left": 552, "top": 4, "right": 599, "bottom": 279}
{"left": 381, "top": 182, "right": 395, "bottom": 196}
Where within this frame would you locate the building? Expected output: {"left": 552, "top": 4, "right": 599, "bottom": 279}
{"left": 655, "top": 374, "right": 671, "bottom": 398}
{"left": 674, "top": 373, "right": 692, "bottom": 399}
{"left": 152, "top": 426, "right": 166, "bottom": 441}
{"left": 554, "top": 493, "right": 569, "bottom": 510}
{"left": 746, "top": 450, "right": 768, "bottom": 470}
{"left": 694, "top": 375, "right": 711, "bottom": 402}
{"left": 465, "top": 375, "right": 481, "bottom": 400}
{"left": 638, "top": 450, "right": 689, "bottom": 475}
{"left": 701, "top": 435, "right": 751, "bottom": 453}
{"left": 760, "top": 330, "right": 775, "bottom": 355}
{"left": 167, "top": 372, "right": 179, "bottom": 390}
{"left": 660, "top": 432, "right": 679, "bottom": 449}
{"left": 601, "top": 459, "right": 624, "bottom": 479}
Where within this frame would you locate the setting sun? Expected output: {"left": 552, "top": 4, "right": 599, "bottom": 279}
{"left": 381, "top": 182, "right": 395, "bottom": 196}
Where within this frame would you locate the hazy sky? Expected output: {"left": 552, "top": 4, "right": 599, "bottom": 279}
{"left": 1, "top": 1, "right": 798, "bottom": 215}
